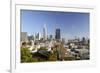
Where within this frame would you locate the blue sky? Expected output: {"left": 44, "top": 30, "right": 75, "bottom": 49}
{"left": 21, "top": 9, "right": 89, "bottom": 39}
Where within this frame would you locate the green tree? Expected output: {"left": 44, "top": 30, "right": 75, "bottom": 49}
{"left": 48, "top": 52, "right": 57, "bottom": 61}
{"left": 21, "top": 48, "right": 37, "bottom": 63}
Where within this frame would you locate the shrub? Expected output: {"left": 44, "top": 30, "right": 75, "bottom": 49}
{"left": 21, "top": 48, "right": 33, "bottom": 63}
{"left": 64, "top": 56, "right": 76, "bottom": 61}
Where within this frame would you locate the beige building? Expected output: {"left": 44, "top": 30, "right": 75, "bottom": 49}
{"left": 21, "top": 32, "right": 28, "bottom": 42}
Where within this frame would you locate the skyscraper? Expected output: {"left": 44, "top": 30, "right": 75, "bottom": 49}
{"left": 55, "top": 28, "right": 61, "bottom": 40}
{"left": 43, "top": 24, "right": 47, "bottom": 40}
{"left": 35, "top": 32, "right": 41, "bottom": 40}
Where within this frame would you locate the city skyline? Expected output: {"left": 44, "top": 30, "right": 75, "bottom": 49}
{"left": 21, "top": 9, "right": 90, "bottom": 39}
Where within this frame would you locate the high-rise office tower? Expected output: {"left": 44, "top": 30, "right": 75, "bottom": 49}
{"left": 43, "top": 24, "right": 47, "bottom": 40}
{"left": 55, "top": 28, "right": 61, "bottom": 40}
{"left": 35, "top": 32, "right": 41, "bottom": 40}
